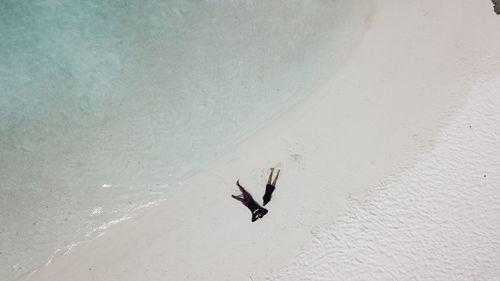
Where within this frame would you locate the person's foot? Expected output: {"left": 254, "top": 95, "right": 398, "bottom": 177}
{"left": 270, "top": 168, "right": 275, "bottom": 172}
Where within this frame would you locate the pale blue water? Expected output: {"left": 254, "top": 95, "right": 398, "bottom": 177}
{"left": 0, "top": 1, "right": 370, "bottom": 280}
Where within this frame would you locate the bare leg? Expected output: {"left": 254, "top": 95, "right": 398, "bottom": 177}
{"left": 267, "top": 168, "right": 274, "bottom": 185}
{"left": 272, "top": 169, "right": 280, "bottom": 186}
{"left": 236, "top": 180, "right": 246, "bottom": 193}
{"left": 231, "top": 195, "right": 243, "bottom": 202}
{"left": 236, "top": 180, "right": 253, "bottom": 201}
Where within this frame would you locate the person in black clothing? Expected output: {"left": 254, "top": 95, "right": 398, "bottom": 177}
{"left": 263, "top": 168, "right": 280, "bottom": 206}
{"left": 231, "top": 180, "right": 268, "bottom": 222}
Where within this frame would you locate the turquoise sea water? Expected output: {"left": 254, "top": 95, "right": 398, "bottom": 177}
{"left": 0, "top": 1, "right": 370, "bottom": 279}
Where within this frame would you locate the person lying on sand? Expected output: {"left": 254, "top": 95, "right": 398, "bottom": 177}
{"left": 263, "top": 168, "right": 280, "bottom": 206}
{"left": 231, "top": 180, "right": 268, "bottom": 222}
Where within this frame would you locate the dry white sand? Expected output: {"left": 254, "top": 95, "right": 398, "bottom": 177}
{"left": 22, "top": 0, "right": 500, "bottom": 280}
{"left": 265, "top": 77, "right": 500, "bottom": 281}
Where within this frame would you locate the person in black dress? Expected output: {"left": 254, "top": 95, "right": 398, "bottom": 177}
{"left": 231, "top": 180, "right": 268, "bottom": 222}
{"left": 262, "top": 168, "right": 280, "bottom": 206}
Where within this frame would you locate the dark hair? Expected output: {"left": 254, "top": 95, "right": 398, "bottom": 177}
{"left": 251, "top": 208, "right": 268, "bottom": 222}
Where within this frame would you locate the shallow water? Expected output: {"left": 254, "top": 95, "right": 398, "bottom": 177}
{"left": 0, "top": 0, "right": 370, "bottom": 279}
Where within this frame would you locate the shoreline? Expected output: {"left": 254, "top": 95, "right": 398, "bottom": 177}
{"left": 21, "top": 0, "right": 500, "bottom": 280}
{"left": 1, "top": 1, "right": 371, "bottom": 280}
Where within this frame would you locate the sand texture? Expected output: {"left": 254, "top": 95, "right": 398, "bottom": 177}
{"left": 265, "top": 79, "right": 500, "bottom": 281}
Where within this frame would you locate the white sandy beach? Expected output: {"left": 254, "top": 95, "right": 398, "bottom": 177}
{"left": 21, "top": 0, "right": 500, "bottom": 280}
{"left": 266, "top": 77, "right": 500, "bottom": 280}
